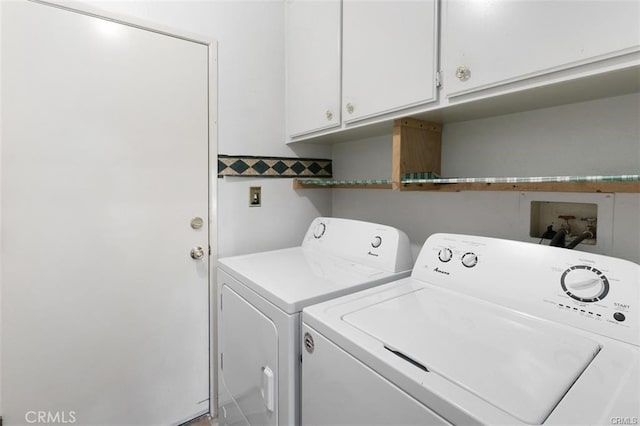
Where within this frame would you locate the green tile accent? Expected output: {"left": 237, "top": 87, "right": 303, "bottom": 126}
{"left": 251, "top": 160, "right": 269, "bottom": 174}
{"left": 290, "top": 161, "right": 306, "bottom": 175}
{"left": 230, "top": 159, "right": 250, "bottom": 174}
{"left": 308, "top": 162, "right": 322, "bottom": 175}
{"left": 272, "top": 161, "right": 289, "bottom": 175}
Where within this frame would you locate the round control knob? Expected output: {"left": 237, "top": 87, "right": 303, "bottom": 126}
{"left": 560, "top": 265, "right": 609, "bottom": 303}
{"left": 438, "top": 248, "right": 453, "bottom": 263}
{"left": 313, "top": 222, "right": 326, "bottom": 239}
{"left": 461, "top": 252, "right": 478, "bottom": 268}
{"left": 371, "top": 236, "right": 382, "bottom": 248}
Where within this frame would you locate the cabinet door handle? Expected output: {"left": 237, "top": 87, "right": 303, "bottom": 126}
{"left": 325, "top": 110, "right": 333, "bottom": 121}
{"left": 456, "top": 65, "right": 471, "bottom": 81}
{"left": 346, "top": 103, "right": 354, "bottom": 114}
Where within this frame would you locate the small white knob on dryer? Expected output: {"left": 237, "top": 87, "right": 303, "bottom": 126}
{"left": 438, "top": 248, "right": 453, "bottom": 263}
{"left": 461, "top": 252, "right": 478, "bottom": 268}
{"left": 313, "top": 222, "right": 326, "bottom": 239}
{"left": 371, "top": 236, "right": 382, "bottom": 248}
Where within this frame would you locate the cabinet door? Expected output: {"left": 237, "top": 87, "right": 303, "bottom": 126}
{"left": 342, "top": 0, "right": 438, "bottom": 124}
{"left": 286, "top": 0, "right": 341, "bottom": 137}
{"left": 443, "top": 0, "right": 640, "bottom": 98}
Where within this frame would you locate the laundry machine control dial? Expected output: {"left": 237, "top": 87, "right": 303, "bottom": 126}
{"left": 561, "top": 265, "right": 609, "bottom": 303}
{"left": 461, "top": 252, "right": 478, "bottom": 268}
{"left": 438, "top": 248, "right": 453, "bottom": 262}
{"left": 313, "top": 222, "right": 326, "bottom": 239}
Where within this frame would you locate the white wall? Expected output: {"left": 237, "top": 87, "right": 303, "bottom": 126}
{"left": 87, "top": 0, "right": 332, "bottom": 257}
{"left": 332, "top": 93, "right": 640, "bottom": 263}
{"left": 442, "top": 93, "right": 640, "bottom": 178}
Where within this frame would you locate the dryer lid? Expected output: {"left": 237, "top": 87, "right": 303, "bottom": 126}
{"left": 343, "top": 286, "right": 601, "bottom": 425}
{"left": 219, "top": 247, "right": 407, "bottom": 314}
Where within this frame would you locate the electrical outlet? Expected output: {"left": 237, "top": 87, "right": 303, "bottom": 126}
{"left": 249, "top": 186, "right": 261, "bottom": 207}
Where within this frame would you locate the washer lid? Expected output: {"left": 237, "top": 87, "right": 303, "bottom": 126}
{"left": 343, "top": 287, "right": 601, "bottom": 425}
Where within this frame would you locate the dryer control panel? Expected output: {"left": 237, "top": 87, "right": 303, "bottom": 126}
{"left": 302, "top": 217, "right": 413, "bottom": 273}
{"left": 413, "top": 233, "right": 640, "bottom": 346}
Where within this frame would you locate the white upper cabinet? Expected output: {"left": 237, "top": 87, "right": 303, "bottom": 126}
{"left": 286, "top": 0, "right": 439, "bottom": 138}
{"left": 286, "top": 0, "right": 341, "bottom": 137}
{"left": 442, "top": 0, "right": 640, "bottom": 98}
{"left": 342, "top": 0, "right": 439, "bottom": 123}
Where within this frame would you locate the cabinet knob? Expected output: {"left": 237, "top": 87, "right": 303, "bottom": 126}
{"left": 455, "top": 65, "right": 471, "bottom": 81}
{"left": 326, "top": 110, "right": 333, "bottom": 121}
{"left": 346, "top": 103, "right": 354, "bottom": 114}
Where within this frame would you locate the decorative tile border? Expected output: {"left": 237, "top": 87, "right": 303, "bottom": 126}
{"left": 218, "top": 155, "right": 332, "bottom": 178}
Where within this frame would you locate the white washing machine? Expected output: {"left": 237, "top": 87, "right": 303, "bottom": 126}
{"left": 302, "top": 233, "right": 640, "bottom": 425}
{"left": 217, "top": 217, "right": 413, "bottom": 426}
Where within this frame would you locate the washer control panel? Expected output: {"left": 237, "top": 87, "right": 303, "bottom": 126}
{"left": 413, "top": 233, "right": 640, "bottom": 346}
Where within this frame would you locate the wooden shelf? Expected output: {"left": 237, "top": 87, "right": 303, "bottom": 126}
{"left": 294, "top": 179, "right": 639, "bottom": 193}
{"left": 293, "top": 180, "right": 392, "bottom": 190}
{"left": 293, "top": 117, "right": 640, "bottom": 193}
{"left": 400, "top": 181, "right": 640, "bottom": 193}
{"left": 392, "top": 118, "right": 441, "bottom": 190}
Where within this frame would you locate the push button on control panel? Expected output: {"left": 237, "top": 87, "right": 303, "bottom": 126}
{"left": 371, "top": 236, "right": 382, "bottom": 248}
{"left": 613, "top": 312, "right": 626, "bottom": 322}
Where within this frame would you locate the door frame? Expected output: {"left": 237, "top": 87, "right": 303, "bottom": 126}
{"left": 6, "top": 0, "right": 220, "bottom": 418}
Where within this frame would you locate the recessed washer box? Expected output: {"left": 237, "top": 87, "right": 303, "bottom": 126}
{"left": 530, "top": 201, "right": 598, "bottom": 245}
{"left": 518, "top": 192, "right": 614, "bottom": 254}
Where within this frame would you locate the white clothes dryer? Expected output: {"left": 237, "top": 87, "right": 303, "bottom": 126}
{"left": 217, "top": 217, "right": 413, "bottom": 426}
{"left": 302, "top": 233, "right": 639, "bottom": 425}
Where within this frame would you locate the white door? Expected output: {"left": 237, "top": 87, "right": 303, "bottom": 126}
{"left": 1, "top": 2, "right": 212, "bottom": 425}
